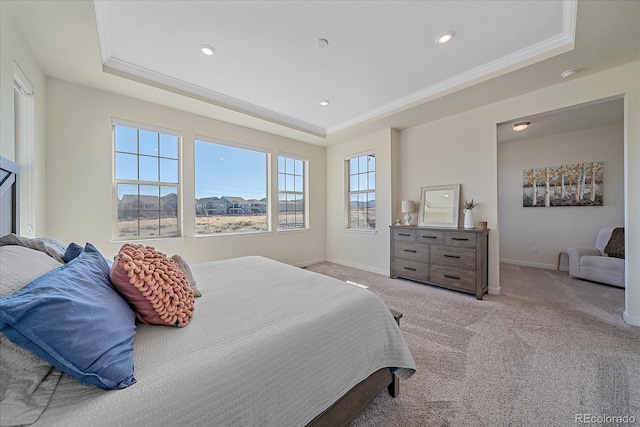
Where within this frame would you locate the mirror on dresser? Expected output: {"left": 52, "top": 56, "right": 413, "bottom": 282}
{"left": 418, "top": 184, "right": 460, "bottom": 228}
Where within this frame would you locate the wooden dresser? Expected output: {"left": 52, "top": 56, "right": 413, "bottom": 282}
{"left": 390, "top": 226, "right": 489, "bottom": 299}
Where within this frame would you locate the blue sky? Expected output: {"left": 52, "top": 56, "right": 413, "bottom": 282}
{"left": 195, "top": 140, "right": 267, "bottom": 200}
{"left": 115, "top": 125, "right": 268, "bottom": 201}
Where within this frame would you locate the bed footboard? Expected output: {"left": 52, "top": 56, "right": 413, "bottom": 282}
{"left": 307, "top": 368, "right": 399, "bottom": 427}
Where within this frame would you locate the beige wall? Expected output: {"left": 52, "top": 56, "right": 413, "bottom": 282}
{"left": 399, "top": 106, "right": 500, "bottom": 294}
{"left": 328, "top": 61, "right": 639, "bottom": 325}
{"left": 326, "top": 128, "right": 397, "bottom": 275}
{"left": 498, "top": 122, "right": 624, "bottom": 270}
{"left": 0, "top": 6, "right": 48, "bottom": 236}
{"left": 45, "top": 78, "right": 327, "bottom": 266}
{"left": 401, "top": 62, "right": 639, "bottom": 324}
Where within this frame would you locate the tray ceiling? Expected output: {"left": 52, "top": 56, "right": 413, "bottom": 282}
{"left": 94, "top": 1, "right": 575, "bottom": 137}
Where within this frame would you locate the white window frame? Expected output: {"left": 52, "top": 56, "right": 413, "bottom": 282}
{"left": 14, "top": 63, "right": 35, "bottom": 237}
{"left": 194, "top": 135, "right": 271, "bottom": 236}
{"left": 112, "top": 118, "right": 182, "bottom": 241}
{"left": 345, "top": 151, "right": 376, "bottom": 231}
{"left": 277, "top": 153, "right": 308, "bottom": 231}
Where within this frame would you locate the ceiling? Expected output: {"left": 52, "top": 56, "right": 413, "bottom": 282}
{"left": 4, "top": 0, "right": 639, "bottom": 146}
{"left": 497, "top": 97, "right": 624, "bottom": 144}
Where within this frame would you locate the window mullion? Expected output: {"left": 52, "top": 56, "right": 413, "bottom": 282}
{"left": 114, "top": 121, "right": 181, "bottom": 240}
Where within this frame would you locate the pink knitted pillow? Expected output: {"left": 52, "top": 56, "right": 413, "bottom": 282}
{"left": 110, "top": 244, "right": 194, "bottom": 327}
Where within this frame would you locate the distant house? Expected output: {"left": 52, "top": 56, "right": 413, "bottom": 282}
{"left": 222, "top": 196, "right": 251, "bottom": 215}
{"left": 196, "top": 196, "right": 228, "bottom": 216}
{"left": 117, "top": 193, "right": 177, "bottom": 219}
{"left": 119, "top": 194, "right": 159, "bottom": 211}
{"left": 247, "top": 199, "right": 267, "bottom": 214}
{"left": 195, "top": 196, "right": 267, "bottom": 215}
{"left": 162, "top": 193, "right": 178, "bottom": 210}
{"left": 278, "top": 198, "right": 304, "bottom": 212}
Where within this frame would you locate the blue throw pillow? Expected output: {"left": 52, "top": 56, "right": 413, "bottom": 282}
{"left": 63, "top": 242, "right": 113, "bottom": 268}
{"left": 63, "top": 242, "right": 84, "bottom": 263}
{"left": 0, "top": 243, "right": 137, "bottom": 390}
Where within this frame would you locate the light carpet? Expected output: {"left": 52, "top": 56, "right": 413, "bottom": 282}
{"left": 305, "top": 262, "right": 640, "bottom": 427}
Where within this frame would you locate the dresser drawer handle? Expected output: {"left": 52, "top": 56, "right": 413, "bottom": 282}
{"left": 403, "top": 267, "right": 417, "bottom": 271}
{"left": 451, "top": 237, "right": 469, "bottom": 241}
{"left": 443, "top": 254, "right": 460, "bottom": 259}
{"left": 443, "top": 274, "right": 460, "bottom": 280}
{"left": 398, "top": 233, "right": 411, "bottom": 237}
{"left": 404, "top": 249, "right": 417, "bottom": 253}
{"left": 422, "top": 235, "right": 437, "bottom": 239}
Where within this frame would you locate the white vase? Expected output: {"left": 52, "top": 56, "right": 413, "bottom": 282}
{"left": 463, "top": 209, "right": 475, "bottom": 229}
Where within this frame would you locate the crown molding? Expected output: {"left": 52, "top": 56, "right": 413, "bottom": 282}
{"left": 327, "top": 0, "right": 578, "bottom": 135}
{"left": 102, "top": 57, "right": 326, "bottom": 138}
{"left": 94, "top": 0, "right": 577, "bottom": 139}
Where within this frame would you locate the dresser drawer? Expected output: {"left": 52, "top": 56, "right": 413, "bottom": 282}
{"left": 393, "top": 258, "right": 428, "bottom": 282}
{"left": 390, "top": 226, "right": 488, "bottom": 300}
{"left": 429, "top": 264, "right": 476, "bottom": 291}
{"left": 445, "top": 231, "right": 477, "bottom": 248}
{"left": 394, "top": 241, "right": 428, "bottom": 262}
{"left": 417, "top": 229, "right": 444, "bottom": 245}
{"left": 393, "top": 228, "right": 416, "bottom": 242}
{"left": 430, "top": 246, "right": 476, "bottom": 270}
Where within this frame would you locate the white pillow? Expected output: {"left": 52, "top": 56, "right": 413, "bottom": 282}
{"left": 0, "top": 246, "right": 62, "bottom": 298}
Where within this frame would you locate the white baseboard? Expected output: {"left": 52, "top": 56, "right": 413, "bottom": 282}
{"left": 623, "top": 310, "right": 640, "bottom": 327}
{"left": 325, "top": 257, "right": 389, "bottom": 276}
{"left": 488, "top": 286, "right": 501, "bottom": 296}
{"left": 292, "top": 258, "right": 327, "bottom": 268}
{"left": 500, "top": 258, "right": 558, "bottom": 271}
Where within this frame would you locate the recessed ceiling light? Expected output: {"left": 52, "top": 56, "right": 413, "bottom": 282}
{"left": 511, "top": 122, "right": 531, "bottom": 132}
{"left": 316, "top": 38, "right": 329, "bottom": 49}
{"left": 561, "top": 69, "right": 578, "bottom": 79}
{"left": 436, "top": 31, "right": 455, "bottom": 44}
{"left": 200, "top": 44, "right": 215, "bottom": 56}
{"left": 319, "top": 100, "right": 330, "bottom": 106}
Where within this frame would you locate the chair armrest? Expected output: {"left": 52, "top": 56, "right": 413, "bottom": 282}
{"left": 566, "top": 247, "right": 601, "bottom": 277}
{"left": 566, "top": 247, "right": 601, "bottom": 257}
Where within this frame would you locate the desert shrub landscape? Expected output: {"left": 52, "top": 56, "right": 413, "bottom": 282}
{"left": 195, "top": 215, "right": 268, "bottom": 234}
{"left": 117, "top": 215, "right": 272, "bottom": 238}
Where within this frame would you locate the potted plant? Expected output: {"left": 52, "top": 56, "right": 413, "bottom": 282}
{"left": 463, "top": 199, "right": 478, "bottom": 228}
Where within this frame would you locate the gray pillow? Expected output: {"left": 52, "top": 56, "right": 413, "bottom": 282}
{"left": 171, "top": 254, "right": 202, "bottom": 297}
{"left": 0, "top": 246, "right": 62, "bottom": 298}
{"left": 0, "top": 233, "right": 67, "bottom": 264}
{"left": 0, "top": 245, "right": 64, "bottom": 426}
{"left": 604, "top": 227, "right": 625, "bottom": 259}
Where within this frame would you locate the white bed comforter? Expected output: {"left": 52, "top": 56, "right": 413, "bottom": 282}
{"left": 30, "top": 256, "right": 416, "bottom": 426}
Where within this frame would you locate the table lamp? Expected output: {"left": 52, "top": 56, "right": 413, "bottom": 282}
{"left": 401, "top": 200, "right": 415, "bottom": 226}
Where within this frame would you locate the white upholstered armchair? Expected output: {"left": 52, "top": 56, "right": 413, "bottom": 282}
{"left": 566, "top": 226, "right": 625, "bottom": 288}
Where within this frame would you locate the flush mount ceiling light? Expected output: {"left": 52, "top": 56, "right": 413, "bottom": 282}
{"left": 319, "top": 100, "right": 330, "bottom": 106}
{"left": 200, "top": 44, "right": 215, "bottom": 56}
{"left": 435, "top": 31, "right": 455, "bottom": 44}
{"left": 511, "top": 122, "right": 531, "bottom": 132}
{"left": 561, "top": 69, "right": 578, "bottom": 79}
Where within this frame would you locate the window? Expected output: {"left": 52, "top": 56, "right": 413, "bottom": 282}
{"left": 113, "top": 120, "right": 180, "bottom": 240}
{"left": 347, "top": 153, "right": 376, "bottom": 229}
{"left": 278, "top": 155, "right": 306, "bottom": 230}
{"left": 195, "top": 138, "right": 269, "bottom": 235}
{"left": 14, "top": 63, "right": 35, "bottom": 237}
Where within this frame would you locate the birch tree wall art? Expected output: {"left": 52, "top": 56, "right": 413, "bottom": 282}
{"left": 523, "top": 161, "right": 603, "bottom": 207}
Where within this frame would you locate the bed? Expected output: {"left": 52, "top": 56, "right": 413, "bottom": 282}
{"left": 0, "top": 156, "right": 416, "bottom": 427}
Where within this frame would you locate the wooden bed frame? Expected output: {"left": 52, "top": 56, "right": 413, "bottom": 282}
{"left": 0, "top": 155, "right": 399, "bottom": 427}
